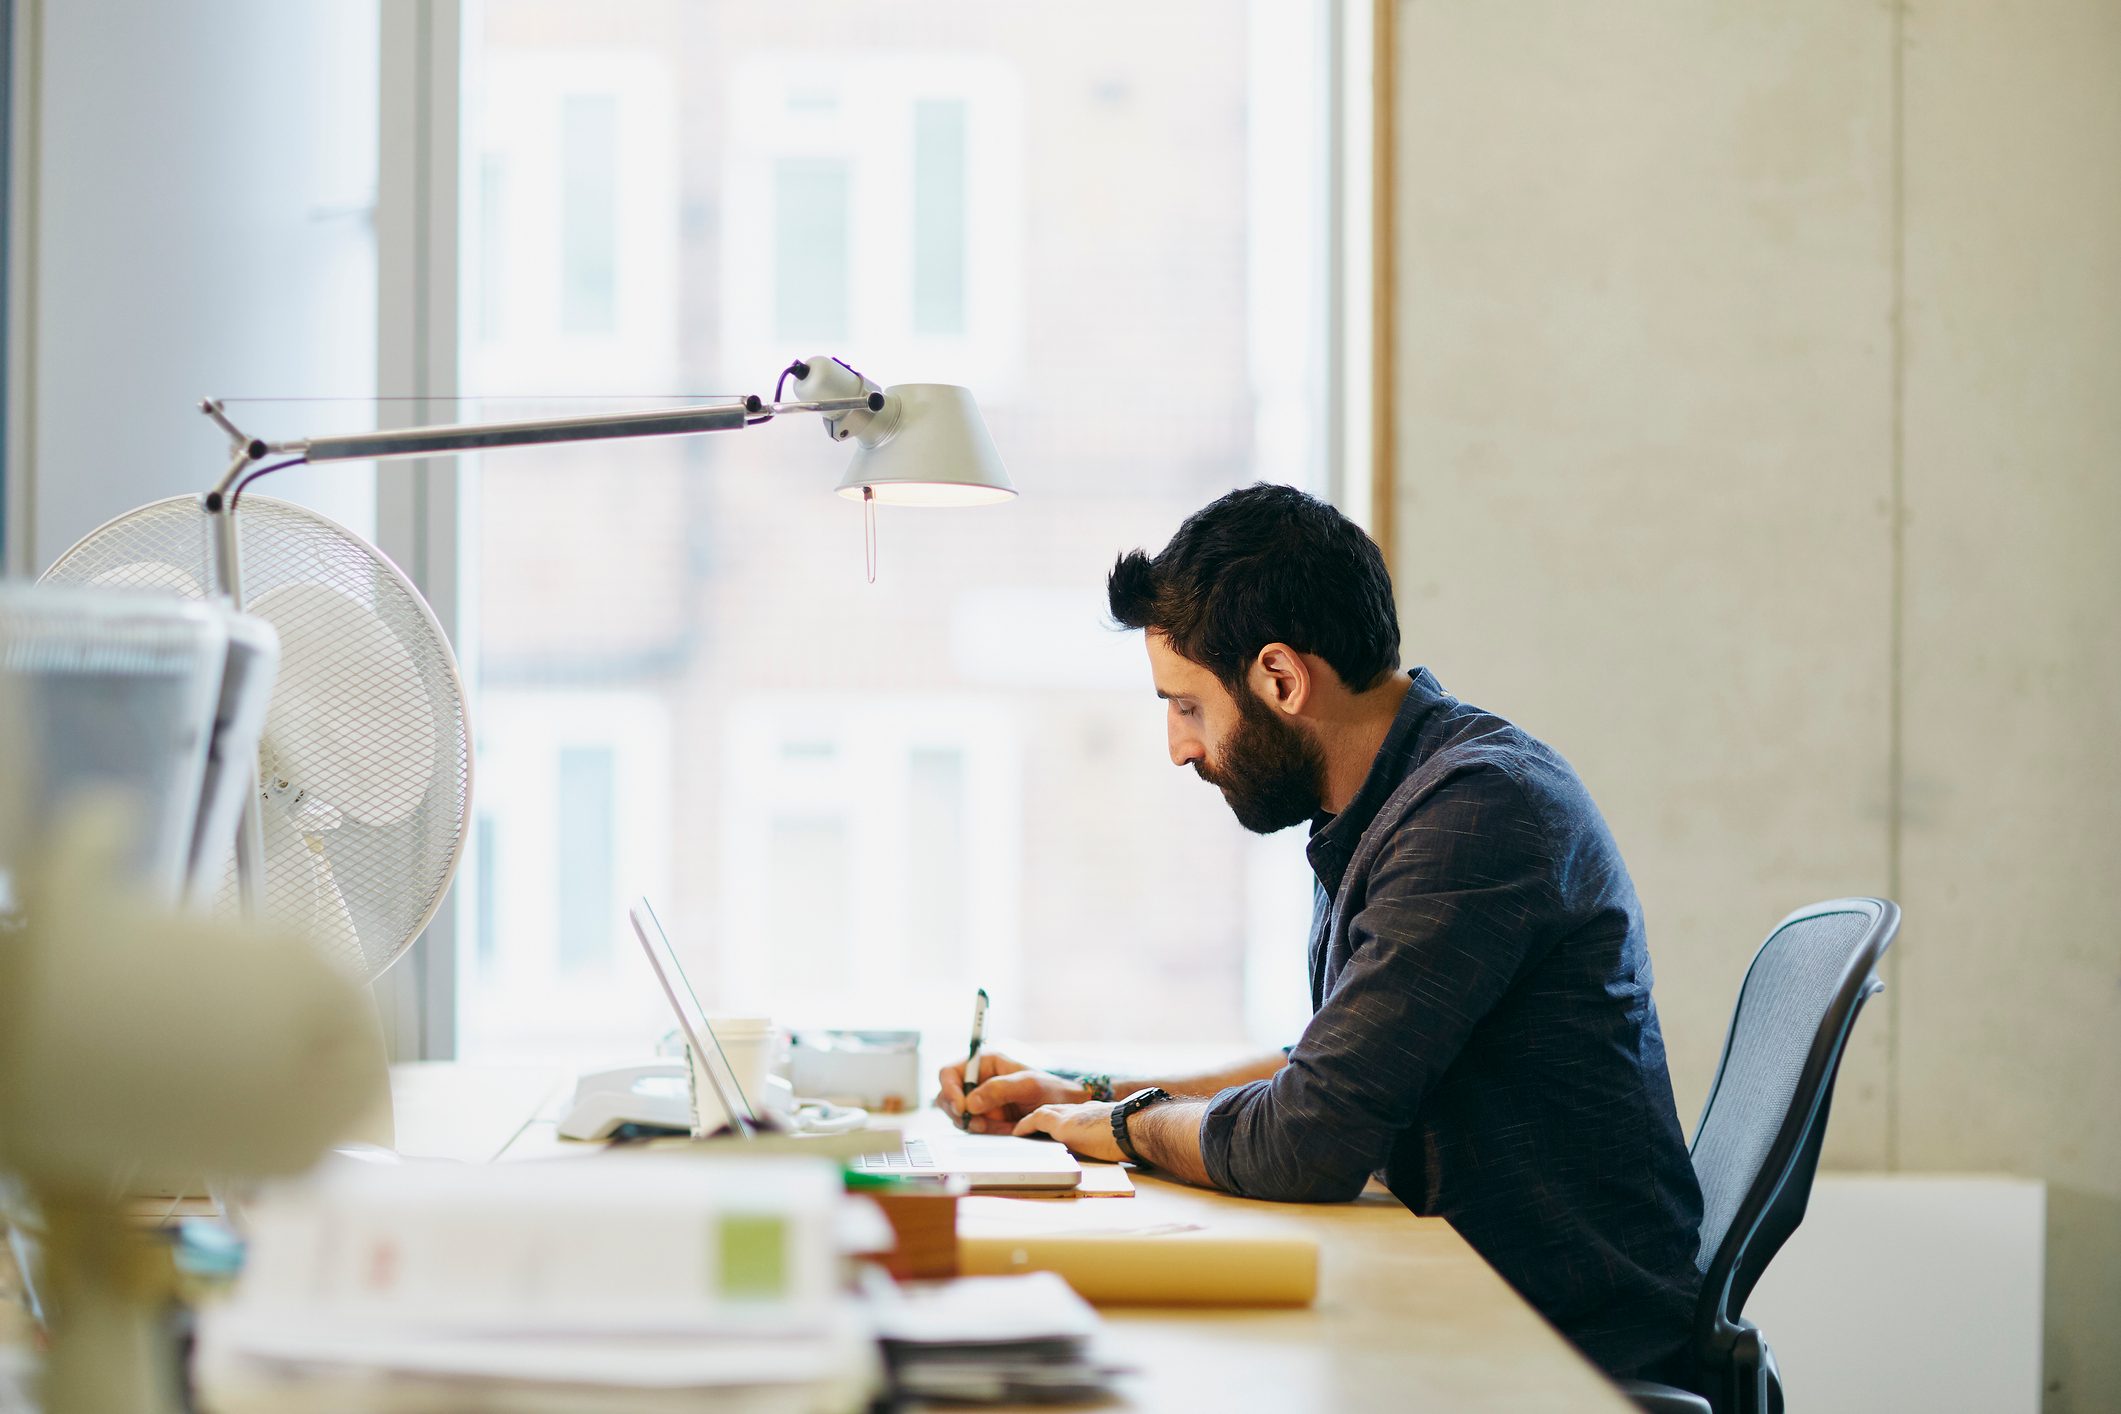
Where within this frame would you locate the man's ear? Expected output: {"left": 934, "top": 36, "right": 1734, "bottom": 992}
{"left": 1252, "top": 643, "right": 1310, "bottom": 715}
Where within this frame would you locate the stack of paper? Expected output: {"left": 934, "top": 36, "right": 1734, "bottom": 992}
{"left": 869, "top": 1272, "right": 1121, "bottom": 1406}
{"left": 196, "top": 1317, "right": 878, "bottom": 1413}
{"left": 194, "top": 1153, "right": 880, "bottom": 1412}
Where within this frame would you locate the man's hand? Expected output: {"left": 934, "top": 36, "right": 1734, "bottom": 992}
{"left": 935, "top": 1051, "right": 1087, "bottom": 1134}
{"left": 1025, "top": 1096, "right": 1216, "bottom": 1186}
{"left": 1013, "top": 1102, "right": 1123, "bottom": 1163}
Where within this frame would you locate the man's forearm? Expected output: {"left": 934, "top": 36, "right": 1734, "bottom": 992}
{"left": 1120, "top": 1050, "right": 1286, "bottom": 1101}
{"left": 1014, "top": 1055, "right": 1285, "bottom": 1188}
{"left": 1124, "top": 1100, "right": 1216, "bottom": 1188}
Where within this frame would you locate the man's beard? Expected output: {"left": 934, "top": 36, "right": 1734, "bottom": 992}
{"left": 1194, "top": 690, "right": 1327, "bottom": 835}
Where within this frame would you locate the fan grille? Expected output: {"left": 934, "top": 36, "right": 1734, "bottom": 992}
{"left": 41, "top": 495, "right": 471, "bottom": 984}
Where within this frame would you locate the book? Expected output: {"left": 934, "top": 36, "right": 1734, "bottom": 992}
{"left": 956, "top": 1199, "right": 1319, "bottom": 1307}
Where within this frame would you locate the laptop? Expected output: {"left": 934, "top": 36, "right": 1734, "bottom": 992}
{"left": 628, "top": 899, "right": 1081, "bottom": 1191}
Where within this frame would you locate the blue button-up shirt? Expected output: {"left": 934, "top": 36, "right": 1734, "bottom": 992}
{"left": 1199, "top": 668, "right": 1704, "bottom": 1376}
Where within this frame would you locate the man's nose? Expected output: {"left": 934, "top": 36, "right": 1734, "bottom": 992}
{"left": 1168, "top": 729, "right": 1205, "bottom": 769}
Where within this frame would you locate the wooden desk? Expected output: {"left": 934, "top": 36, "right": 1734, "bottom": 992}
{"left": 393, "top": 1063, "right": 1632, "bottom": 1413}
{"left": 994, "top": 1174, "right": 1632, "bottom": 1414}
{"left": 3, "top": 1066, "right": 1633, "bottom": 1412}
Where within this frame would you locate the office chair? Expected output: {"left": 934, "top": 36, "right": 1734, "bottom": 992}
{"left": 1622, "top": 896, "right": 1902, "bottom": 1414}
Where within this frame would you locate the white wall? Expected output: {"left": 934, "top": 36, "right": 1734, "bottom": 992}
{"left": 1745, "top": 1175, "right": 2046, "bottom": 1414}
{"left": 1894, "top": 6, "right": 2121, "bottom": 1405}
{"left": 1389, "top": 3, "right": 2120, "bottom": 1409}
{"left": 14, "top": 0, "right": 378, "bottom": 574}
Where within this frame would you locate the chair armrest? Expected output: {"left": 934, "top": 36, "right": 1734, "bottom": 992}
{"left": 1617, "top": 1379, "right": 1713, "bottom": 1414}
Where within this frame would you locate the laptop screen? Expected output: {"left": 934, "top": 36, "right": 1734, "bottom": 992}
{"left": 629, "top": 897, "right": 760, "bottom": 1136}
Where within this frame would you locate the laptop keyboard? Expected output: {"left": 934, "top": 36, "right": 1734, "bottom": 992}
{"left": 859, "top": 1138, "right": 937, "bottom": 1170}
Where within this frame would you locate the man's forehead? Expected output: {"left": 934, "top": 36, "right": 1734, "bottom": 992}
{"left": 1144, "top": 632, "right": 1214, "bottom": 696}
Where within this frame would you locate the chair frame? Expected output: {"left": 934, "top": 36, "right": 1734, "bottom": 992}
{"left": 1670, "top": 896, "right": 1901, "bottom": 1414}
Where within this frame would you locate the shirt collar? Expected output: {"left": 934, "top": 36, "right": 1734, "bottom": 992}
{"left": 1305, "top": 667, "right": 1448, "bottom": 894}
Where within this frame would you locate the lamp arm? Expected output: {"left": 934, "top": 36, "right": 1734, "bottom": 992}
{"left": 193, "top": 387, "right": 866, "bottom": 916}
{"left": 187, "top": 364, "right": 979, "bottom": 923}
{"left": 288, "top": 401, "right": 754, "bottom": 464}
{"left": 200, "top": 391, "right": 886, "bottom": 490}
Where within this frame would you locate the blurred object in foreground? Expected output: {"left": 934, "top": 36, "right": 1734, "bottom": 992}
{"left": 194, "top": 1154, "right": 879, "bottom": 1411}
{"left": 0, "top": 583, "right": 275, "bottom": 906}
{"left": 0, "top": 591, "right": 382, "bottom": 1414}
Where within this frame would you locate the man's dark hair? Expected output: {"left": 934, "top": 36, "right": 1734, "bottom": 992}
{"left": 1107, "top": 483, "right": 1400, "bottom": 695}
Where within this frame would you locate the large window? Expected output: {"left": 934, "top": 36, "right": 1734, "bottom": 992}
{"left": 456, "top": 1, "right": 1343, "bottom": 1067}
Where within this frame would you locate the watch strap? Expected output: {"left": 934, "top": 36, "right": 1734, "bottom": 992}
{"left": 1110, "top": 1086, "right": 1170, "bottom": 1168}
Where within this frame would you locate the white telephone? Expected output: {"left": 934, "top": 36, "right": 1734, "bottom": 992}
{"left": 557, "top": 1060, "right": 868, "bottom": 1141}
{"left": 556, "top": 1061, "right": 692, "bottom": 1141}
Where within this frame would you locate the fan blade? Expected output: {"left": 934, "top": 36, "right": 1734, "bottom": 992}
{"left": 248, "top": 581, "right": 440, "bottom": 830}
{"left": 86, "top": 561, "right": 208, "bottom": 598}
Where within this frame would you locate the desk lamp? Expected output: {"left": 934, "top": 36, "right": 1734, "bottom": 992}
{"left": 192, "top": 354, "right": 1013, "bottom": 921}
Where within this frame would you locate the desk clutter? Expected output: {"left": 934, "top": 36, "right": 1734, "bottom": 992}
{"left": 194, "top": 1154, "right": 879, "bottom": 1411}
{"left": 873, "top": 1272, "right": 1117, "bottom": 1405}
{"left": 164, "top": 1134, "right": 1321, "bottom": 1411}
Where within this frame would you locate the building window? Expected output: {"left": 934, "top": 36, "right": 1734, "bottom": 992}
{"left": 560, "top": 94, "right": 619, "bottom": 335}
{"left": 906, "top": 745, "right": 969, "bottom": 976}
{"left": 466, "top": 51, "right": 678, "bottom": 394}
{"left": 478, "top": 155, "right": 509, "bottom": 341}
{"left": 457, "top": 686, "right": 673, "bottom": 1061}
{"left": 911, "top": 99, "right": 969, "bottom": 337}
{"left": 555, "top": 745, "right": 618, "bottom": 970}
{"left": 475, "top": 815, "right": 498, "bottom": 966}
{"left": 719, "top": 54, "right": 1027, "bottom": 395}
{"left": 768, "top": 814, "right": 854, "bottom": 990}
{"left": 773, "top": 157, "right": 852, "bottom": 343}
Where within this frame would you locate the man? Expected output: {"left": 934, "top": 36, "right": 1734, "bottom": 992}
{"left": 937, "top": 484, "right": 1705, "bottom": 1380}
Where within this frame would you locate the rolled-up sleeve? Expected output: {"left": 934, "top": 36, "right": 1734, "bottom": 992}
{"left": 1199, "top": 765, "right": 1558, "bottom": 1202}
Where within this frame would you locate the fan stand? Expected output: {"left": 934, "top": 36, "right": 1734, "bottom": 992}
{"left": 203, "top": 439, "right": 273, "bottom": 918}
{"left": 346, "top": 989, "right": 398, "bottom": 1148}
{"left": 202, "top": 442, "right": 403, "bottom": 1153}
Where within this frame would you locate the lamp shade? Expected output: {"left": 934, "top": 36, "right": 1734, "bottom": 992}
{"left": 834, "top": 384, "right": 1015, "bottom": 507}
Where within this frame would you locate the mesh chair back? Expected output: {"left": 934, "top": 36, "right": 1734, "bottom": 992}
{"left": 1689, "top": 898, "right": 1899, "bottom": 1329}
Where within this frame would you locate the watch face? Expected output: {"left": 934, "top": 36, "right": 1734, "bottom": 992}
{"left": 1119, "top": 1086, "right": 1170, "bottom": 1113}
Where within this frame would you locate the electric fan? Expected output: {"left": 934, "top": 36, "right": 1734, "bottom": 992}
{"left": 39, "top": 495, "right": 471, "bottom": 986}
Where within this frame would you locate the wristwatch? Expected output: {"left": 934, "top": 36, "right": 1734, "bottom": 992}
{"left": 1110, "top": 1086, "right": 1172, "bottom": 1168}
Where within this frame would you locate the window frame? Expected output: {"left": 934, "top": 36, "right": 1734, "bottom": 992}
{"left": 372, "top": 0, "right": 465, "bottom": 1063}
{"left": 2, "top": 0, "right": 30, "bottom": 581}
